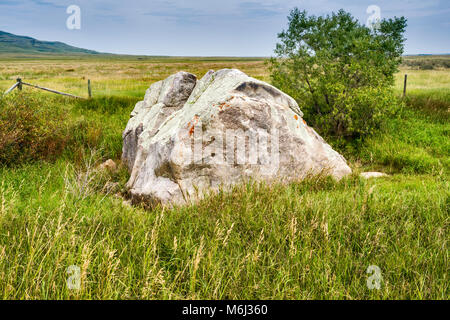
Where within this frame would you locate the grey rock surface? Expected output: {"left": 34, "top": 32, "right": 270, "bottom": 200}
{"left": 360, "top": 172, "right": 388, "bottom": 179}
{"left": 122, "top": 69, "right": 352, "bottom": 206}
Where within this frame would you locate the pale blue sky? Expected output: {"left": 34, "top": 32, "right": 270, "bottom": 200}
{"left": 0, "top": 0, "right": 449, "bottom": 56}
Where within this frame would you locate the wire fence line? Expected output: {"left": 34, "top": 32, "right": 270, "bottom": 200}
{"left": 2, "top": 78, "right": 91, "bottom": 100}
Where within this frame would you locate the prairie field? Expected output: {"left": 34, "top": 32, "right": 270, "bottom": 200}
{"left": 0, "top": 55, "right": 448, "bottom": 299}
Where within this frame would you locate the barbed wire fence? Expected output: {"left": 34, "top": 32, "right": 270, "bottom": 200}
{"left": 3, "top": 78, "right": 91, "bottom": 99}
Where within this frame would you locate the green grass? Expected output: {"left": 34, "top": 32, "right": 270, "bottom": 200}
{"left": 0, "top": 56, "right": 448, "bottom": 299}
{"left": 355, "top": 106, "right": 449, "bottom": 174}
{"left": 0, "top": 163, "right": 447, "bottom": 299}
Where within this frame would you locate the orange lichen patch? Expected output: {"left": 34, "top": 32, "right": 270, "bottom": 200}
{"left": 294, "top": 115, "right": 298, "bottom": 120}
{"left": 217, "top": 101, "right": 233, "bottom": 112}
{"left": 224, "top": 96, "right": 235, "bottom": 104}
{"left": 302, "top": 119, "right": 307, "bottom": 125}
{"left": 188, "top": 115, "right": 200, "bottom": 136}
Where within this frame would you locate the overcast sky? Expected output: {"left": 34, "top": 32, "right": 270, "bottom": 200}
{"left": 0, "top": 0, "right": 449, "bottom": 56}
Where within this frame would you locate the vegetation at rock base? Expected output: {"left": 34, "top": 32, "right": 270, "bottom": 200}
{"left": 0, "top": 54, "right": 448, "bottom": 299}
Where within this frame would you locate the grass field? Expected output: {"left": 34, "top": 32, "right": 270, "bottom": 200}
{"left": 0, "top": 55, "right": 448, "bottom": 299}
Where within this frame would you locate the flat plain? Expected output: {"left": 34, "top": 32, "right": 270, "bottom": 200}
{"left": 0, "top": 55, "right": 448, "bottom": 299}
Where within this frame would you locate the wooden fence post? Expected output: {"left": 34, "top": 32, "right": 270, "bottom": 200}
{"left": 17, "top": 78, "right": 22, "bottom": 91}
{"left": 88, "top": 79, "right": 92, "bottom": 98}
{"left": 403, "top": 74, "right": 407, "bottom": 98}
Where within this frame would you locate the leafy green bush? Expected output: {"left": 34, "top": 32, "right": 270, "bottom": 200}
{"left": 270, "top": 9, "right": 407, "bottom": 141}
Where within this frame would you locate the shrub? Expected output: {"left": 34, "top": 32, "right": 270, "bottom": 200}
{"left": 0, "top": 94, "right": 70, "bottom": 165}
{"left": 0, "top": 94, "right": 105, "bottom": 166}
{"left": 269, "top": 9, "right": 407, "bottom": 141}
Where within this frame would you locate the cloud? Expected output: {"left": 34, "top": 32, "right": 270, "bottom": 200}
{"left": 238, "top": 2, "right": 286, "bottom": 18}
{"left": 1, "top": 0, "right": 448, "bottom": 55}
{"left": 33, "top": 0, "right": 66, "bottom": 8}
{"left": 0, "top": 0, "right": 22, "bottom": 6}
{"left": 142, "top": 1, "right": 287, "bottom": 24}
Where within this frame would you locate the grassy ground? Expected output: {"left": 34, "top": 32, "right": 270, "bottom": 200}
{"left": 0, "top": 56, "right": 448, "bottom": 299}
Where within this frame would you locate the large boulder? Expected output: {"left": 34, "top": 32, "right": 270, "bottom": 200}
{"left": 122, "top": 71, "right": 197, "bottom": 170}
{"left": 122, "top": 69, "right": 351, "bottom": 206}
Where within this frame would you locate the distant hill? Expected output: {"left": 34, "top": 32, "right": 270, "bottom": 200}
{"left": 0, "top": 30, "right": 100, "bottom": 55}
